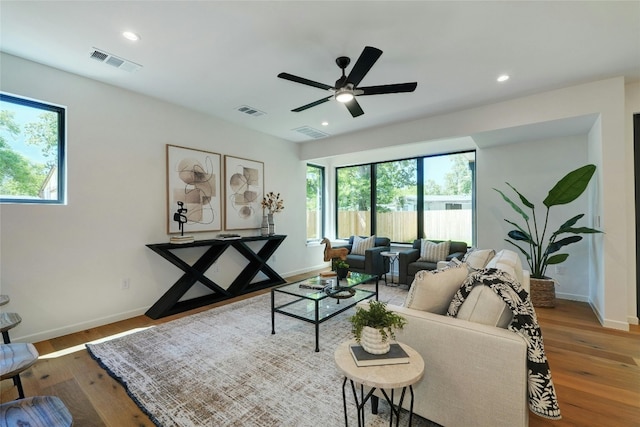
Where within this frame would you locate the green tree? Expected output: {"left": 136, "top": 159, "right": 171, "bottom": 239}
{"left": 0, "top": 110, "right": 47, "bottom": 196}
{"left": 24, "top": 111, "right": 58, "bottom": 169}
{"left": 443, "top": 154, "right": 472, "bottom": 195}
{"left": 376, "top": 160, "right": 417, "bottom": 211}
{"left": 337, "top": 165, "right": 371, "bottom": 211}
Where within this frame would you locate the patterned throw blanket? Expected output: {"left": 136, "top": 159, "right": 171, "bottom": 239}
{"left": 446, "top": 268, "right": 562, "bottom": 420}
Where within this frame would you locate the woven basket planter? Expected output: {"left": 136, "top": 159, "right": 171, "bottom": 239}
{"left": 530, "top": 277, "right": 556, "bottom": 308}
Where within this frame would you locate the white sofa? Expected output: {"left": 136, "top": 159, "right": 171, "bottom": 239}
{"left": 361, "top": 249, "right": 531, "bottom": 427}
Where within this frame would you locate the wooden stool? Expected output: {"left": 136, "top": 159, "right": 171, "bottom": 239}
{"left": 0, "top": 312, "right": 22, "bottom": 344}
{"left": 0, "top": 396, "right": 73, "bottom": 427}
{"left": 1, "top": 343, "right": 39, "bottom": 399}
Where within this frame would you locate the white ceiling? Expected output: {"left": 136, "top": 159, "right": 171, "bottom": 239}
{"left": 1, "top": 1, "right": 639, "bottom": 143}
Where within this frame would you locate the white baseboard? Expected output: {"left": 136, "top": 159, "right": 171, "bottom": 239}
{"left": 627, "top": 315, "right": 639, "bottom": 325}
{"left": 15, "top": 307, "right": 149, "bottom": 343}
{"left": 555, "top": 292, "right": 589, "bottom": 302}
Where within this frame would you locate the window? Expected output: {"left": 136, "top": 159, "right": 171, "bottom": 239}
{"left": 423, "top": 153, "right": 474, "bottom": 245}
{"left": 336, "top": 164, "right": 371, "bottom": 239}
{"left": 375, "top": 159, "right": 417, "bottom": 243}
{"left": 336, "top": 152, "right": 475, "bottom": 245}
{"left": 306, "top": 164, "right": 325, "bottom": 242}
{"left": 0, "top": 93, "right": 66, "bottom": 204}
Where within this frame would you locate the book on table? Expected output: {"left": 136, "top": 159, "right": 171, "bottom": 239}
{"left": 349, "top": 343, "right": 410, "bottom": 367}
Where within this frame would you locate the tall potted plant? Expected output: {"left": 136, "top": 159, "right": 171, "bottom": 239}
{"left": 494, "top": 164, "right": 602, "bottom": 307}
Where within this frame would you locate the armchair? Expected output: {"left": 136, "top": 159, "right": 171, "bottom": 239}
{"left": 334, "top": 236, "right": 390, "bottom": 278}
{"left": 398, "top": 239, "right": 468, "bottom": 285}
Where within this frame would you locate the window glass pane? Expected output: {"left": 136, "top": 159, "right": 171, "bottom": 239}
{"left": 423, "top": 153, "right": 474, "bottom": 245}
{"left": 306, "top": 164, "right": 324, "bottom": 242}
{"left": 336, "top": 165, "right": 371, "bottom": 238}
{"left": 0, "top": 93, "right": 65, "bottom": 204}
{"left": 375, "top": 159, "right": 417, "bottom": 243}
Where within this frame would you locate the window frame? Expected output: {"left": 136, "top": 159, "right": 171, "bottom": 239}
{"left": 0, "top": 92, "right": 66, "bottom": 205}
{"left": 306, "top": 163, "right": 325, "bottom": 243}
{"left": 335, "top": 151, "right": 476, "bottom": 245}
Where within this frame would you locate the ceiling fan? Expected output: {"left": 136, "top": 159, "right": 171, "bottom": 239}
{"left": 277, "top": 46, "right": 417, "bottom": 118}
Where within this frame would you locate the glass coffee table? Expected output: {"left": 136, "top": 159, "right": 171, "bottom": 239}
{"left": 271, "top": 273, "right": 378, "bottom": 352}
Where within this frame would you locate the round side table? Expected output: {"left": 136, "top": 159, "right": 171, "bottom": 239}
{"left": 334, "top": 341, "right": 424, "bottom": 426}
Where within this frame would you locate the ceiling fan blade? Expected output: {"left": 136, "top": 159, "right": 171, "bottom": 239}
{"left": 291, "top": 96, "right": 333, "bottom": 112}
{"left": 278, "top": 72, "right": 333, "bottom": 91}
{"left": 346, "top": 46, "right": 383, "bottom": 87}
{"left": 359, "top": 82, "right": 418, "bottom": 96}
{"left": 344, "top": 98, "right": 364, "bottom": 117}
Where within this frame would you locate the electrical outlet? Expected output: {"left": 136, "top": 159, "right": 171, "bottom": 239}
{"left": 121, "top": 278, "right": 130, "bottom": 290}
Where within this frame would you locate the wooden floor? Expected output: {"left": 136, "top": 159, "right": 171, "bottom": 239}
{"left": 2, "top": 276, "right": 639, "bottom": 426}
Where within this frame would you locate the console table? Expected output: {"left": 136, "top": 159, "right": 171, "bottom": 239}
{"left": 145, "top": 235, "right": 286, "bottom": 319}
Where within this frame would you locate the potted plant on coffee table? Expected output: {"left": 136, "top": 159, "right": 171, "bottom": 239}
{"left": 349, "top": 300, "right": 406, "bottom": 354}
{"left": 494, "top": 164, "right": 602, "bottom": 307}
{"left": 333, "top": 259, "right": 349, "bottom": 280}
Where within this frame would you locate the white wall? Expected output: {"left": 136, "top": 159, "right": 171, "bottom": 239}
{"left": 625, "top": 81, "right": 640, "bottom": 325}
{"left": 0, "top": 53, "right": 324, "bottom": 342}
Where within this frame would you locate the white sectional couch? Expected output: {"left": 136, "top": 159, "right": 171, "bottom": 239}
{"left": 361, "top": 249, "right": 531, "bottom": 426}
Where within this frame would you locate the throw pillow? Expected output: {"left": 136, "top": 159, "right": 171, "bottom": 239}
{"left": 462, "top": 248, "right": 496, "bottom": 270}
{"left": 486, "top": 249, "right": 524, "bottom": 284}
{"left": 418, "top": 240, "right": 451, "bottom": 262}
{"left": 404, "top": 264, "right": 468, "bottom": 314}
{"left": 455, "top": 286, "right": 512, "bottom": 328}
{"left": 351, "top": 235, "right": 376, "bottom": 255}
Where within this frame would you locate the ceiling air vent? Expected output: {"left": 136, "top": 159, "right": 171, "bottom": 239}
{"left": 293, "top": 126, "right": 330, "bottom": 139}
{"left": 89, "top": 48, "right": 142, "bottom": 72}
{"left": 236, "top": 105, "right": 265, "bottom": 117}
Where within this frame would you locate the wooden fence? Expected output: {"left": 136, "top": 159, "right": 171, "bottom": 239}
{"left": 307, "top": 210, "right": 472, "bottom": 244}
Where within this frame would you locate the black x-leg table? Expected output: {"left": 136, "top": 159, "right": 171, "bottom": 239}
{"left": 145, "top": 235, "right": 286, "bottom": 319}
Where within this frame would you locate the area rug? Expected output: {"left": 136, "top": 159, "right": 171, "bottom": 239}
{"left": 86, "top": 283, "right": 438, "bottom": 426}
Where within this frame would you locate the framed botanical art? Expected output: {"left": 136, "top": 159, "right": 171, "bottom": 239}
{"left": 224, "top": 155, "right": 264, "bottom": 230}
{"left": 166, "top": 144, "right": 222, "bottom": 233}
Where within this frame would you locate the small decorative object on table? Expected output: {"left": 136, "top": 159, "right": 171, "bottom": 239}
{"left": 349, "top": 300, "right": 406, "bottom": 355}
{"left": 170, "top": 201, "right": 194, "bottom": 244}
{"left": 261, "top": 191, "right": 284, "bottom": 236}
{"left": 333, "top": 259, "right": 349, "bottom": 280}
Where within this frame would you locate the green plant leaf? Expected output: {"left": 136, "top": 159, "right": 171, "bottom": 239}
{"left": 546, "top": 253, "right": 569, "bottom": 264}
{"left": 558, "top": 214, "right": 584, "bottom": 230}
{"left": 508, "top": 229, "right": 534, "bottom": 244}
{"left": 546, "top": 236, "right": 582, "bottom": 254}
{"left": 506, "top": 182, "right": 534, "bottom": 209}
{"left": 543, "top": 164, "right": 596, "bottom": 208}
{"left": 559, "top": 227, "right": 603, "bottom": 234}
{"left": 494, "top": 188, "right": 529, "bottom": 221}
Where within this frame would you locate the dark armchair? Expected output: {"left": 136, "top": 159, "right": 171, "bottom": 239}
{"left": 334, "top": 236, "right": 391, "bottom": 278}
{"left": 398, "top": 239, "right": 468, "bottom": 285}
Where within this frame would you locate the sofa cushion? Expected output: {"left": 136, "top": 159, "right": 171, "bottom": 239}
{"left": 418, "top": 240, "right": 451, "bottom": 262}
{"left": 404, "top": 264, "right": 468, "bottom": 314}
{"left": 351, "top": 235, "right": 375, "bottom": 255}
{"left": 463, "top": 248, "right": 496, "bottom": 270}
{"left": 486, "top": 249, "right": 524, "bottom": 284}
{"left": 455, "top": 286, "right": 512, "bottom": 328}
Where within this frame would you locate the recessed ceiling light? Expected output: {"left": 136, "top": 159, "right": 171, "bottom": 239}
{"left": 497, "top": 74, "right": 510, "bottom": 83}
{"left": 321, "top": 121, "right": 329, "bottom": 126}
{"left": 122, "top": 31, "right": 140, "bottom": 41}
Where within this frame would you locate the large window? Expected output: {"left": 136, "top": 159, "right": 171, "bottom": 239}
{"left": 0, "top": 93, "right": 66, "bottom": 204}
{"left": 376, "top": 159, "right": 417, "bottom": 243}
{"left": 306, "top": 164, "right": 325, "bottom": 242}
{"left": 336, "top": 164, "right": 371, "bottom": 238}
{"left": 336, "top": 152, "right": 475, "bottom": 245}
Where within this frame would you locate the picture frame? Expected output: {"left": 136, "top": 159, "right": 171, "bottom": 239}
{"left": 224, "top": 155, "right": 264, "bottom": 230}
{"left": 166, "top": 144, "right": 222, "bottom": 234}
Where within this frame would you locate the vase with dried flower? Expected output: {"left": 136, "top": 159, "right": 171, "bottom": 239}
{"left": 261, "top": 192, "right": 284, "bottom": 236}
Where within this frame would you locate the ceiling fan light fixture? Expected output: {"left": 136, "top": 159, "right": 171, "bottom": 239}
{"left": 335, "top": 89, "right": 354, "bottom": 103}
